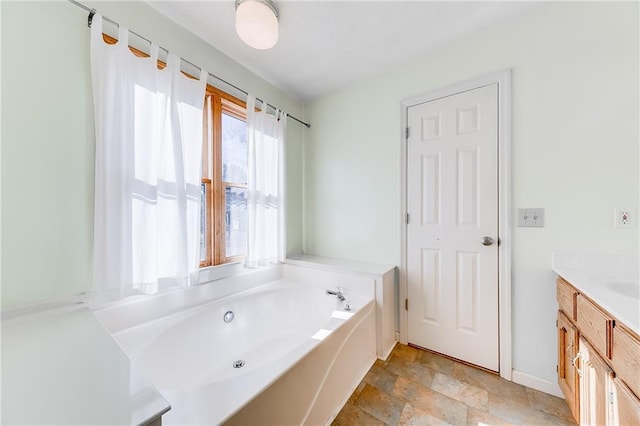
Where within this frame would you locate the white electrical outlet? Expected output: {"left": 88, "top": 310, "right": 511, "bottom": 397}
{"left": 614, "top": 208, "right": 635, "bottom": 228}
{"left": 518, "top": 208, "right": 544, "bottom": 227}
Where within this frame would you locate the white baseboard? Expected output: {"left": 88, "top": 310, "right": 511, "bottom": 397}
{"left": 512, "top": 370, "right": 563, "bottom": 398}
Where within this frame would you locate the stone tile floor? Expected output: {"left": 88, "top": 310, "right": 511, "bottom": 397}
{"left": 332, "top": 344, "right": 576, "bottom": 426}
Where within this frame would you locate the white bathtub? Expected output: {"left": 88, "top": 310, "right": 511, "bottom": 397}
{"left": 105, "top": 277, "right": 376, "bottom": 425}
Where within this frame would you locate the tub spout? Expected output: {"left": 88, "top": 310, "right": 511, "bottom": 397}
{"left": 326, "top": 289, "right": 345, "bottom": 302}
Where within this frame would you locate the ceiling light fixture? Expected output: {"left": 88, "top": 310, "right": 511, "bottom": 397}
{"left": 235, "top": 0, "right": 279, "bottom": 50}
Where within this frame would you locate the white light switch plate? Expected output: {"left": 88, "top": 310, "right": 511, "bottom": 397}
{"left": 518, "top": 208, "right": 544, "bottom": 227}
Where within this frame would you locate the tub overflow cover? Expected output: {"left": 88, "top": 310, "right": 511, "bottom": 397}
{"left": 233, "top": 360, "right": 245, "bottom": 368}
{"left": 223, "top": 310, "right": 234, "bottom": 323}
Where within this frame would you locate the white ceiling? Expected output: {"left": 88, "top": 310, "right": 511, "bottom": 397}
{"left": 146, "top": 1, "right": 540, "bottom": 102}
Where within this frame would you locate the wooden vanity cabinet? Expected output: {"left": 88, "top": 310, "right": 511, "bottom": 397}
{"left": 611, "top": 325, "right": 640, "bottom": 399}
{"left": 557, "top": 278, "right": 577, "bottom": 321}
{"left": 578, "top": 336, "right": 614, "bottom": 426}
{"left": 556, "top": 277, "right": 640, "bottom": 425}
{"left": 558, "top": 311, "right": 579, "bottom": 420}
{"left": 576, "top": 294, "right": 612, "bottom": 358}
{"left": 611, "top": 377, "right": 640, "bottom": 425}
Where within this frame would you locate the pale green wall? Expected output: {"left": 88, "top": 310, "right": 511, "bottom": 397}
{"left": 1, "top": 0, "right": 304, "bottom": 308}
{"left": 304, "top": 2, "right": 639, "bottom": 384}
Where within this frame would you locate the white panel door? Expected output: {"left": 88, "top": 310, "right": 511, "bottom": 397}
{"left": 406, "top": 84, "right": 499, "bottom": 371}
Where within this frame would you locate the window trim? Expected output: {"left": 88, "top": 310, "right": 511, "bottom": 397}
{"left": 200, "top": 88, "right": 248, "bottom": 268}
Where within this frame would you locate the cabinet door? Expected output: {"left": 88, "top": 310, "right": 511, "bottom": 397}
{"left": 611, "top": 376, "right": 640, "bottom": 426}
{"left": 557, "top": 311, "right": 579, "bottom": 422}
{"left": 611, "top": 325, "right": 640, "bottom": 399}
{"left": 578, "top": 336, "right": 614, "bottom": 426}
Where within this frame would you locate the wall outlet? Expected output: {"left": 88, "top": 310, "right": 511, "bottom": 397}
{"left": 614, "top": 208, "right": 635, "bottom": 228}
{"left": 518, "top": 208, "right": 544, "bottom": 227}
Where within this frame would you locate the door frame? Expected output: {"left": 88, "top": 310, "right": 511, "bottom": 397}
{"left": 399, "top": 69, "right": 512, "bottom": 380}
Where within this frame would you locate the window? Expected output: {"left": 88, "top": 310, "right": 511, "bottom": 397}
{"left": 100, "top": 32, "right": 246, "bottom": 269}
{"left": 200, "top": 89, "right": 248, "bottom": 267}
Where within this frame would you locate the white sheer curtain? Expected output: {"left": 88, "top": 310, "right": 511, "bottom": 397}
{"left": 89, "top": 15, "right": 207, "bottom": 307}
{"left": 245, "top": 96, "right": 287, "bottom": 267}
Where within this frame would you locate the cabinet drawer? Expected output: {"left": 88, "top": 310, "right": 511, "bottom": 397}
{"left": 556, "top": 278, "right": 577, "bottom": 320}
{"left": 611, "top": 326, "right": 640, "bottom": 399}
{"left": 612, "top": 376, "right": 640, "bottom": 426}
{"left": 576, "top": 294, "right": 612, "bottom": 358}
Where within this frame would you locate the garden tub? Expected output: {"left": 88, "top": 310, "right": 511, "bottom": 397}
{"left": 105, "top": 278, "right": 376, "bottom": 425}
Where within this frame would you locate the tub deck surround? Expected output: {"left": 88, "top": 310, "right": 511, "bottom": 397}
{"left": 552, "top": 251, "right": 640, "bottom": 334}
{"left": 1, "top": 304, "right": 170, "bottom": 425}
{"left": 99, "top": 277, "right": 377, "bottom": 424}
{"left": 94, "top": 264, "right": 283, "bottom": 334}
{"left": 287, "top": 253, "right": 396, "bottom": 276}
{"left": 286, "top": 254, "right": 398, "bottom": 359}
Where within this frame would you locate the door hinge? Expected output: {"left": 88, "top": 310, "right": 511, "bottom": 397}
{"left": 556, "top": 365, "right": 559, "bottom": 372}
{"left": 556, "top": 320, "right": 558, "bottom": 327}
{"left": 405, "top": 298, "right": 408, "bottom": 311}
{"left": 406, "top": 213, "right": 410, "bottom": 224}
{"left": 405, "top": 127, "right": 410, "bottom": 139}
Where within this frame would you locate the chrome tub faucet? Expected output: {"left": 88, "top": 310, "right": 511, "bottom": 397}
{"left": 326, "top": 289, "right": 345, "bottom": 302}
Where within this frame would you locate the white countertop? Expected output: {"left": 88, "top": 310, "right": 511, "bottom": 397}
{"left": 2, "top": 304, "right": 170, "bottom": 425}
{"left": 552, "top": 251, "right": 640, "bottom": 335}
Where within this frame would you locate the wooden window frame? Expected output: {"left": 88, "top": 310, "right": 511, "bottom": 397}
{"left": 200, "top": 88, "right": 247, "bottom": 268}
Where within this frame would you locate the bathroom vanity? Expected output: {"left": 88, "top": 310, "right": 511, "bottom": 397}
{"left": 553, "top": 252, "right": 640, "bottom": 425}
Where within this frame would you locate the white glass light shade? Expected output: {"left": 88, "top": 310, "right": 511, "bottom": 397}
{"left": 235, "top": 0, "right": 279, "bottom": 50}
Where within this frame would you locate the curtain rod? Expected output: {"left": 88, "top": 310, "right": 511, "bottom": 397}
{"left": 67, "top": 0, "right": 311, "bottom": 129}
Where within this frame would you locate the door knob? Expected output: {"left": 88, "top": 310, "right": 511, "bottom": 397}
{"left": 481, "top": 236, "right": 494, "bottom": 246}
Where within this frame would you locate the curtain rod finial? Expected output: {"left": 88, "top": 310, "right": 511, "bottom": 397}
{"left": 88, "top": 8, "right": 96, "bottom": 28}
